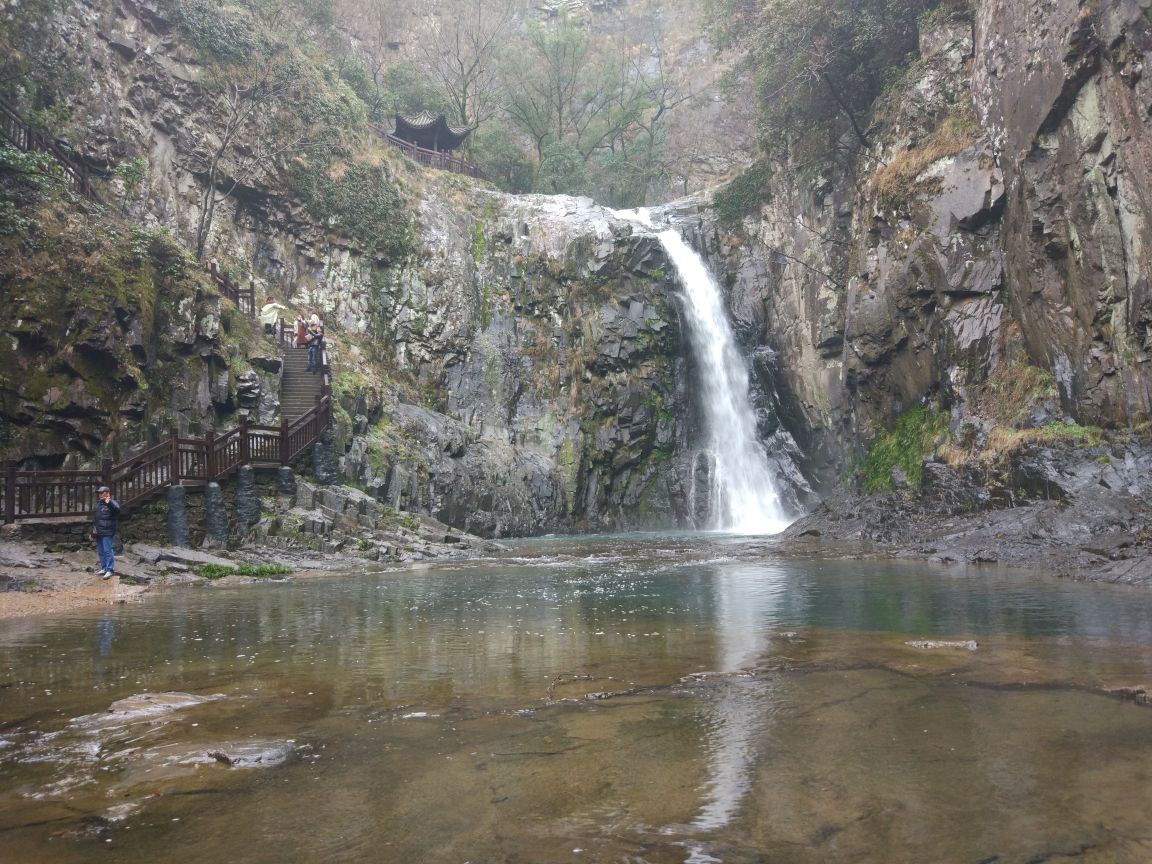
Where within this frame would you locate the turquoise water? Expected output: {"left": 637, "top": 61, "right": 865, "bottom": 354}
{"left": 3, "top": 536, "right": 1152, "bottom": 863}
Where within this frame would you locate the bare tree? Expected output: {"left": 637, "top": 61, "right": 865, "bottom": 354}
{"left": 413, "top": 0, "right": 515, "bottom": 129}
{"left": 333, "top": 0, "right": 414, "bottom": 120}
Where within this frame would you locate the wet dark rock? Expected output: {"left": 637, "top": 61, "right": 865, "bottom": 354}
{"left": 249, "top": 355, "right": 282, "bottom": 373}
{"left": 206, "top": 741, "right": 294, "bottom": 768}
{"left": 235, "top": 371, "right": 262, "bottom": 409}
{"left": 277, "top": 466, "right": 297, "bottom": 497}
{"left": 782, "top": 444, "right": 1152, "bottom": 586}
{"left": 311, "top": 427, "right": 339, "bottom": 486}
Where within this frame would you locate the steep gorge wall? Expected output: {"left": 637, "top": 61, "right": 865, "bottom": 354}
{"left": 704, "top": 0, "right": 1152, "bottom": 486}
{"left": 14, "top": 0, "right": 1147, "bottom": 536}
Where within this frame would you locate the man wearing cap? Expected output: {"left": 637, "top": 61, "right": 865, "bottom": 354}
{"left": 91, "top": 486, "right": 121, "bottom": 580}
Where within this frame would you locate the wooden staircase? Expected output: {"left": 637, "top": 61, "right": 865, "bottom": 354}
{"left": 280, "top": 346, "right": 324, "bottom": 422}
{"left": 0, "top": 94, "right": 97, "bottom": 200}
{"left": 3, "top": 321, "right": 333, "bottom": 525}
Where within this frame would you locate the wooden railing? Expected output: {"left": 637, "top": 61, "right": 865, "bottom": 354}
{"left": 376, "top": 126, "right": 489, "bottom": 181}
{"left": 2, "top": 340, "right": 333, "bottom": 524}
{"left": 0, "top": 94, "right": 96, "bottom": 200}
{"left": 206, "top": 260, "right": 256, "bottom": 318}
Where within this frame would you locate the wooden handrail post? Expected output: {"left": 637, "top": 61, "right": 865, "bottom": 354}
{"left": 4, "top": 460, "right": 16, "bottom": 524}
{"left": 205, "top": 430, "right": 216, "bottom": 481}
{"left": 169, "top": 427, "right": 180, "bottom": 484}
{"left": 279, "top": 417, "right": 289, "bottom": 465}
{"left": 240, "top": 415, "right": 250, "bottom": 464}
{"left": 102, "top": 458, "right": 112, "bottom": 493}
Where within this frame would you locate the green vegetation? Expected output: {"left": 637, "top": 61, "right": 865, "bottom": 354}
{"left": 860, "top": 407, "right": 948, "bottom": 492}
{"left": 504, "top": 16, "right": 673, "bottom": 205}
{"left": 985, "top": 422, "right": 1105, "bottom": 454}
{"left": 0, "top": 145, "right": 61, "bottom": 234}
{"left": 382, "top": 506, "right": 419, "bottom": 531}
{"left": 931, "top": 358, "right": 1112, "bottom": 469}
{"left": 169, "top": 0, "right": 261, "bottom": 63}
{"left": 713, "top": 161, "right": 773, "bottom": 229}
{"left": 0, "top": 0, "right": 83, "bottom": 134}
{"left": 196, "top": 563, "right": 294, "bottom": 579}
{"left": 290, "top": 160, "right": 412, "bottom": 260}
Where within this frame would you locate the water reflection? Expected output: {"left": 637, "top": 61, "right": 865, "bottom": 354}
{"left": 3, "top": 543, "right": 1152, "bottom": 864}
{"left": 643, "top": 563, "right": 785, "bottom": 864}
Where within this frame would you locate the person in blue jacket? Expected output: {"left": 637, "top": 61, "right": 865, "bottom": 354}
{"left": 91, "top": 486, "right": 120, "bottom": 580}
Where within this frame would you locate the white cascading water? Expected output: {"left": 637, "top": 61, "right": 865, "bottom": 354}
{"left": 617, "top": 208, "right": 790, "bottom": 534}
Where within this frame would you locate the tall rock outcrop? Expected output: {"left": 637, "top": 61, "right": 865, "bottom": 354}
{"left": 704, "top": 0, "right": 1152, "bottom": 487}
{"left": 341, "top": 193, "right": 695, "bottom": 536}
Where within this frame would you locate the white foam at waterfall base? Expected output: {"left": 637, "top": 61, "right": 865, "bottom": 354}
{"left": 616, "top": 208, "right": 791, "bottom": 534}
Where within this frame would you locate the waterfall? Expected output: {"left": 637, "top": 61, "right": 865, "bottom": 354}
{"left": 617, "top": 208, "right": 791, "bottom": 534}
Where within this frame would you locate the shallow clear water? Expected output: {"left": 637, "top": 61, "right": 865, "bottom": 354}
{"left": 3, "top": 535, "right": 1152, "bottom": 863}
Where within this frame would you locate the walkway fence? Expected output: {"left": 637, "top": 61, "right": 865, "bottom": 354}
{"left": 0, "top": 94, "right": 96, "bottom": 200}
{"left": 376, "top": 127, "right": 489, "bottom": 181}
{"left": 206, "top": 260, "right": 256, "bottom": 318}
{"left": 2, "top": 329, "right": 331, "bottom": 524}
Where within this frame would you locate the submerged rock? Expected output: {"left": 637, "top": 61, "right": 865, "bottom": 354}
{"left": 905, "top": 640, "right": 979, "bottom": 651}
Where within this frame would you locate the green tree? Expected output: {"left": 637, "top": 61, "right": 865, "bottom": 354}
{"left": 503, "top": 17, "right": 675, "bottom": 202}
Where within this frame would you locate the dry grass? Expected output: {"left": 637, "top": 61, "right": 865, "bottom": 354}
{"left": 938, "top": 357, "right": 1108, "bottom": 468}
{"left": 972, "top": 361, "right": 1058, "bottom": 428}
{"left": 872, "top": 104, "right": 980, "bottom": 209}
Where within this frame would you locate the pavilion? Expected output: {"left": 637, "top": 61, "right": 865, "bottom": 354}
{"left": 392, "top": 112, "right": 473, "bottom": 152}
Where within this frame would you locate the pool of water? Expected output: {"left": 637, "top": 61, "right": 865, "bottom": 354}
{"left": 3, "top": 535, "right": 1152, "bottom": 863}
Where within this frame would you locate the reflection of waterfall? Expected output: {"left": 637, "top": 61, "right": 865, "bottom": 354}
{"left": 662, "top": 563, "right": 787, "bottom": 862}
{"left": 616, "top": 208, "right": 791, "bottom": 534}
{"left": 691, "top": 565, "right": 784, "bottom": 835}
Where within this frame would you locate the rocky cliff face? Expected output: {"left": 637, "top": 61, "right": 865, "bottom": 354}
{"left": 0, "top": 213, "right": 283, "bottom": 466}
{"left": 340, "top": 193, "right": 695, "bottom": 537}
{"left": 704, "top": 0, "right": 1152, "bottom": 487}
{"left": 4, "top": 0, "right": 705, "bottom": 536}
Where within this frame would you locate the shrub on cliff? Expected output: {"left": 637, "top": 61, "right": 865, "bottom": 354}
{"left": 289, "top": 159, "right": 412, "bottom": 261}
{"left": 860, "top": 407, "right": 947, "bottom": 492}
{"left": 713, "top": 160, "right": 773, "bottom": 228}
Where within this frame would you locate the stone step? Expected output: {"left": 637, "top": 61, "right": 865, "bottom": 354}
{"left": 279, "top": 345, "right": 326, "bottom": 421}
